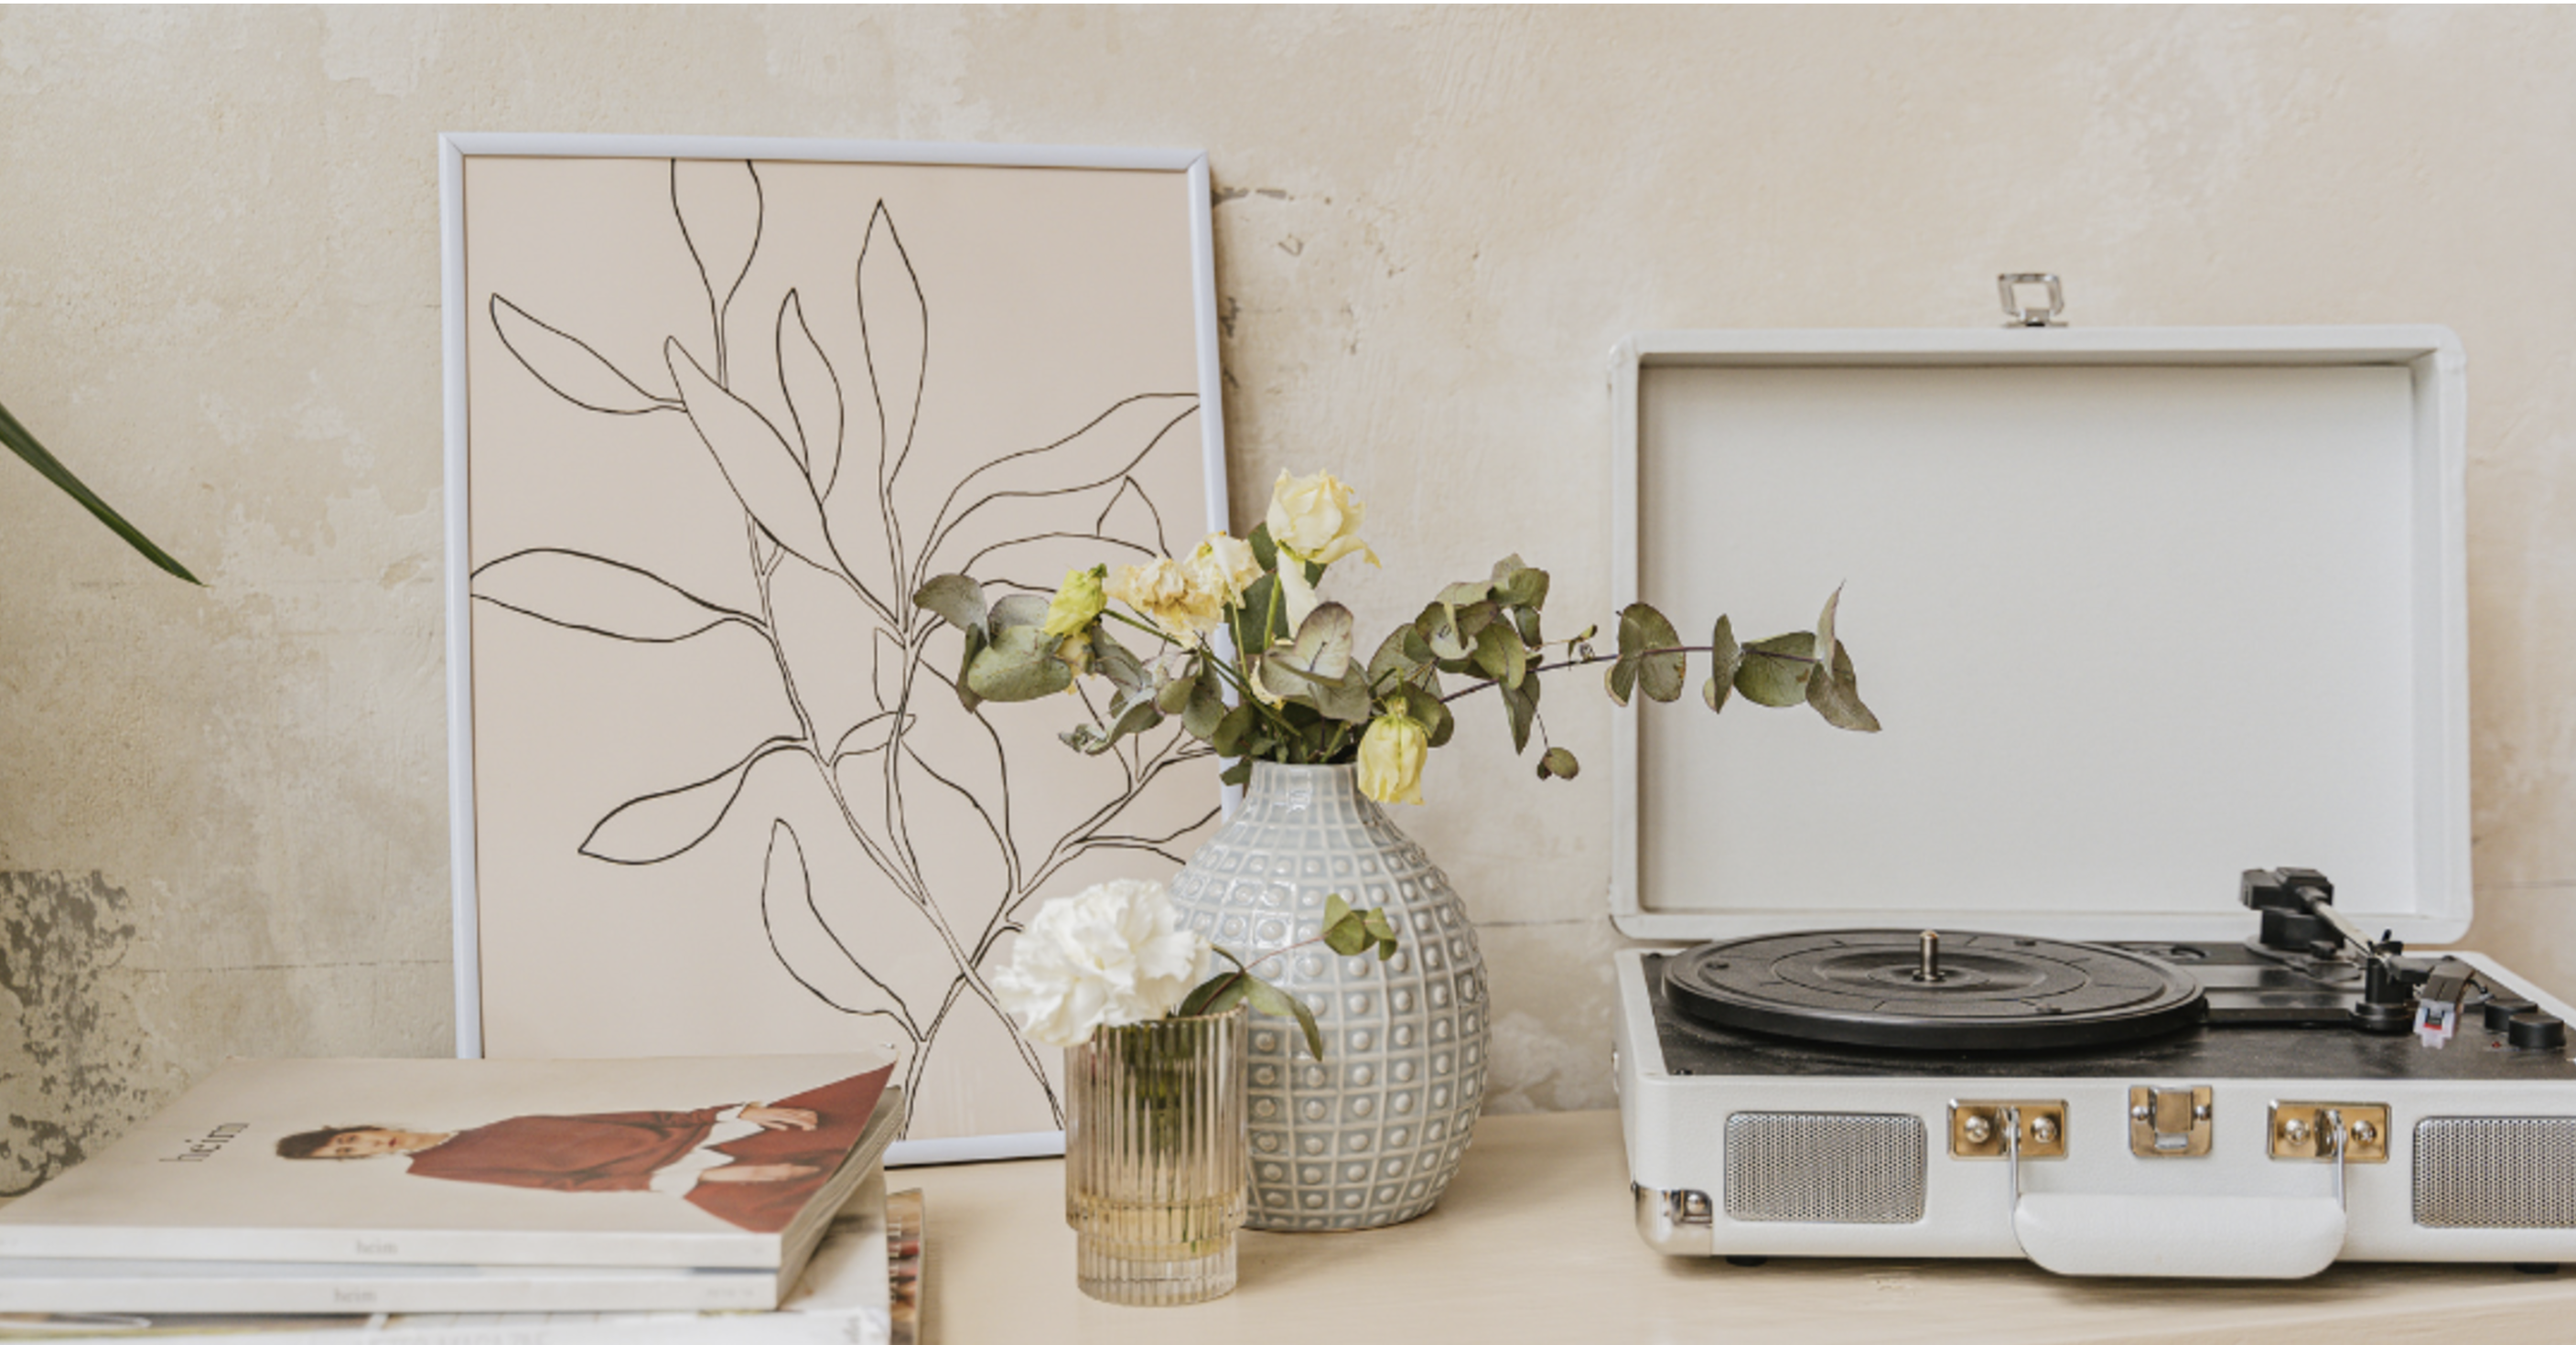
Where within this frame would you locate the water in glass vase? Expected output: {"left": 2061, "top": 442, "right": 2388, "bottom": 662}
{"left": 1063, "top": 1008, "right": 1248, "bottom": 1305}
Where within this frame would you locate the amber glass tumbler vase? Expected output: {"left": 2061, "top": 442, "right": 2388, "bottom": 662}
{"left": 1063, "top": 1006, "right": 1248, "bottom": 1305}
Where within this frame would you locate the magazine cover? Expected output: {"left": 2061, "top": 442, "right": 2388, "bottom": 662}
{"left": 0, "top": 1054, "right": 891, "bottom": 1270}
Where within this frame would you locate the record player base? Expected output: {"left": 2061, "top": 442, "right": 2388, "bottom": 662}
{"left": 901, "top": 1109, "right": 2576, "bottom": 1345}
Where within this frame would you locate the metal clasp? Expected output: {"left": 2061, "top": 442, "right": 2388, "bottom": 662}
{"left": 2129, "top": 1085, "right": 2213, "bottom": 1157}
{"left": 1999, "top": 273, "right": 2066, "bottom": 328}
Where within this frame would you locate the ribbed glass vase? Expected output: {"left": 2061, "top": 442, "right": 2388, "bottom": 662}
{"left": 1062, "top": 1006, "right": 1248, "bottom": 1306}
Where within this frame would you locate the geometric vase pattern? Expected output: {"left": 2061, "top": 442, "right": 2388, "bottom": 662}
{"left": 1167, "top": 761, "right": 1488, "bottom": 1230}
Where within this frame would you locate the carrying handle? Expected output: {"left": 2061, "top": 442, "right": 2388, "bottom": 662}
{"left": 2000, "top": 1104, "right": 2347, "bottom": 1278}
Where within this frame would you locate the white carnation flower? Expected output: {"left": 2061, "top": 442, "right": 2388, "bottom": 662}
{"left": 994, "top": 878, "right": 1213, "bottom": 1049}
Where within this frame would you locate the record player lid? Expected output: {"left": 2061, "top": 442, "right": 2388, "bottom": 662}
{"left": 1609, "top": 327, "right": 2467, "bottom": 945}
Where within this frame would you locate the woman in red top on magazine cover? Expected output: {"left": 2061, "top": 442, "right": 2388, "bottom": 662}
{"left": 271, "top": 1066, "right": 889, "bottom": 1233}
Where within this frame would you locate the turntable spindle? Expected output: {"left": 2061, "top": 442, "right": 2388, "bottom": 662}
{"left": 1916, "top": 929, "right": 1945, "bottom": 984}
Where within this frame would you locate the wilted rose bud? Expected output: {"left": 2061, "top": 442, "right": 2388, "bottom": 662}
{"left": 1356, "top": 711, "right": 1429, "bottom": 805}
{"left": 1040, "top": 565, "right": 1107, "bottom": 638}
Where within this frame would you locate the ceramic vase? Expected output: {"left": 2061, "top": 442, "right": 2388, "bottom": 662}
{"left": 1062, "top": 1006, "right": 1247, "bottom": 1306}
{"left": 1167, "top": 760, "right": 1488, "bottom": 1231}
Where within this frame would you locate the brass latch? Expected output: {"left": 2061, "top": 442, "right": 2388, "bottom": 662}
{"left": 1949, "top": 1101, "right": 2068, "bottom": 1159}
{"left": 2129, "top": 1085, "right": 2213, "bottom": 1157}
{"left": 2269, "top": 1103, "right": 2389, "bottom": 1164}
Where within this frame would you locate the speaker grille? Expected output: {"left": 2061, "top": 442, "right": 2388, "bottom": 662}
{"left": 1724, "top": 1112, "right": 1926, "bottom": 1223}
{"left": 2414, "top": 1117, "right": 2576, "bottom": 1228}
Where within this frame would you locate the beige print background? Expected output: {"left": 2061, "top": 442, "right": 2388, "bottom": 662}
{"left": 6, "top": 6, "right": 2576, "bottom": 1190}
{"left": 461, "top": 153, "right": 1216, "bottom": 1146}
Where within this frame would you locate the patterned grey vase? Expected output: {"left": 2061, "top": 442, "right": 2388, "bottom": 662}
{"left": 1167, "top": 760, "right": 1487, "bottom": 1231}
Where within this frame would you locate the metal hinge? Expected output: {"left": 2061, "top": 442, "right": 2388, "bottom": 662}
{"left": 1999, "top": 273, "right": 2066, "bottom": 328}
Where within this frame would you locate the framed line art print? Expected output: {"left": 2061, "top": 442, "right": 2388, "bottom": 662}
{"left": 440, "top": 133, "right": 1231, "bottom": 1164}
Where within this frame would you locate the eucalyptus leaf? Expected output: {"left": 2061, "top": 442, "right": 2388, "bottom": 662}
{"left": 1248, "top": 521, "right": 1279, "bottom": 573}
{"left": 1805, "top": 638, "right": 1882, "bottom": 732}
{"left": 1514, "top": 605, "right": 1543, "bottom": 648}
{"left": 912, "top": 573, "right": 986, "bottom": 635}
{"left": 1220, "top": 758, "right": 1252, "bottom": 787}
{"left": 1417, "top": 602, "right": 1471, "bottom": 661}
{"left": 1735, "top": 630, "right": 1817, "bottom": 707}
{"left": 1815, "top": 584, "right": 1844, "bottom": 674}
{"left": 1539, "top": 746, "right": 1580, "bottom": 780}
{"left": 1437, "top": 580, "right": 1492, "bottom": 610}
{"left": 1093, "top": 687, "right": 1166, "bottom": 750}
{"left": 1501, "top": 676, "right": 1538, "bottom": 753}
{"left": 1397, "top": 684, "right": 1456, "bottom": 748}
{"left": 1471, "top": 621, "right": 1527, "bottom": 689}
{"left": 1455, "top": 599, "right": 1500, "bottom": 640}
{"left": 1489, "top": 554, "right": 1548, "bottom": 608}
{"left": 1243, "top": 978, "right": 1326, "bottom": 1060}
{"left": 988, "top": 592, "right": 1051, "bottom": 632}
{"left": 954, "top": 624, "right": 986, "bottom": 712}
{"left": 1624, "top": 603, "right": 1686, "bottom": 703}
{"left": 1605, "top": 657, "right": 1637, "bottom": 708}
{"left": 1368, "top": 626, "right": 1422, "bottom": 692}
{"left": 1093, "top": 627, "right": 1151, "bottom": 695}
{"left": 966, "top": 624, "right": 1074, "bottom": 700}
{"left": 1703, "top": 614, "right": 1741, "bottom": 714}
{"left": 1154, "top": 665, "right": 1197, "bottom": 716}
{"left": 1210, "top": 704, "right": 1257, "bottom": 756}
{"left": 1182, "top": 663, "right": 1229, "bottom": 739}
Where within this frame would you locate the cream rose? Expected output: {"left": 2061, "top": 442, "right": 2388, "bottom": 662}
{"left": 1187, "top": 532, "right": 1262, "bottom": 607}
{"left": 1266, "top": 469, "right": 1379, "bottom": 567}
{"left": 1106, "top": 555, "right": 1225, "bottom": 645}
{"left": 993, "top": 879, "right": 1213, "bottom": 1049}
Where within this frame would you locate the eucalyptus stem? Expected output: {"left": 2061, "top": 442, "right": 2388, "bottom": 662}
{"left": 1439, "top": 643, "right": 1819, "bottom": 704}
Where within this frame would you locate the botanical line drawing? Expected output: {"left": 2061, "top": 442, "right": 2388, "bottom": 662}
{"left": 467, "top": 157, "right": 1219, "bottom": 1135}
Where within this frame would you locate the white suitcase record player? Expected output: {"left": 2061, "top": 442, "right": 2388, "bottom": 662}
{"left": 1606, "top": 314, "right": 2576, "bottom": 1278}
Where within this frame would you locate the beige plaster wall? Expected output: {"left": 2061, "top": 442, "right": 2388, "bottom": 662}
{"left": 5, "top": 5, "right": 2576, "bottom": 1184}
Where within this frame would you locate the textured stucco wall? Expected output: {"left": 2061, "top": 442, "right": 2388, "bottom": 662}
{"left": 5, "top": 5, "right": 2576, "bottom": 1184}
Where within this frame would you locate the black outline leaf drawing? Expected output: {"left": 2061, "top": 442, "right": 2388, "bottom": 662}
{"left": 490, "top": 296, "right": 676, "bottom": 414}
{"left": 473, "top": 158, "right": 1217, "bottom": 1135}
{"left": 472, "top": 548, "right": 758, "bottom": 643}
{"left": 580, "top": 737, "right": 803, "bottom": 865}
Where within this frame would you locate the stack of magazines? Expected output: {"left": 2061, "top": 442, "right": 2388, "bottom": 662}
{"left": 0, "top": 1054, "right": 922, "bottom": 1340}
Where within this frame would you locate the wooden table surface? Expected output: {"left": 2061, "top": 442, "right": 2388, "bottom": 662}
{"left": 900, "top": 1108, "right": 2576, "bottom": 1344}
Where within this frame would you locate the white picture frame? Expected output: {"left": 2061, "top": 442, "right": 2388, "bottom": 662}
{"left": 441, "top": 133, "right": 1231, "bottom": 1164}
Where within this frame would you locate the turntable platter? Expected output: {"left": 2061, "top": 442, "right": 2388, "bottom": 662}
{"left": 1663, "top": 930, "right": 2206, "bottom": 1050}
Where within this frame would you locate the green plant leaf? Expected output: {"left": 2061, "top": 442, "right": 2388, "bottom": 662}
{"left": 1417, "top": 602, "right": 1471, "bottom": 661}
{"left": 1623, "top": 603, "right": 1686, "bottom": 703}
{"left": 1805, "top": 638, "right": 1882, "bottom": 732}
{"left": 1092, "top": 626, "right": 1151, "bottom": 695}
{"left": 965, "top": 624, "right": 1074, "bottom": 700}
{"left": 1210, "top": 704, "right": 1257, "bottom": 756}
{"left": 0, "top": 398, "right": 201, "bottom": 585}
{"left": 1605, "top": 657, "right": 1636, "bottom": 708}
{"left": 1248, "top": 521, "right": 1278, "bottom": 572}
{"left": 1322, "top": 898, "right": 1370, "bottom": 955}
{"left": 1220, "top": 758, "right": 1252, "bottom": 787}
{"left": 911, "top": 573, "right": 986, "bottom": 634}
{"left": 954, "top": 624, "right": 986, "bottom": 712}
{"left": 1539, "top": 746, "right": 1580, "bottom": 780}
{"left": 1396, "top": 684, "right": 1455, "bottom": 748}
{"left": 1437, "top": 580, "right": 1492, "bottom": 610}
{"left": 1471, "top": 621, "right": 1527, "bottom": 689}
{"left": 1489, "top": 554, "right": 1548, "bottom": 608}
{"left": 1501, "top": 675, "right": 1539, "bottom": 753}
{"left": 1182, "top": 662, "right": 1229, "bottom": 739}
{"left": 987, "top": 593, "right": 1050, "bottom": 632}
{"left": 1514, "top": 605, "right": 1543, "bottom": 647}
{"left": 1241, "top": 977, "right": 1326, "bottom": 1060}
{"left": 1368, "top": 626, "right": 1423, "bottom": 692}
{"left": 1703, "top": 614, "right": 1741, "bottom": 713}
{"left": 1735, "top": 630, "right": 1817, "bottom": 706}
